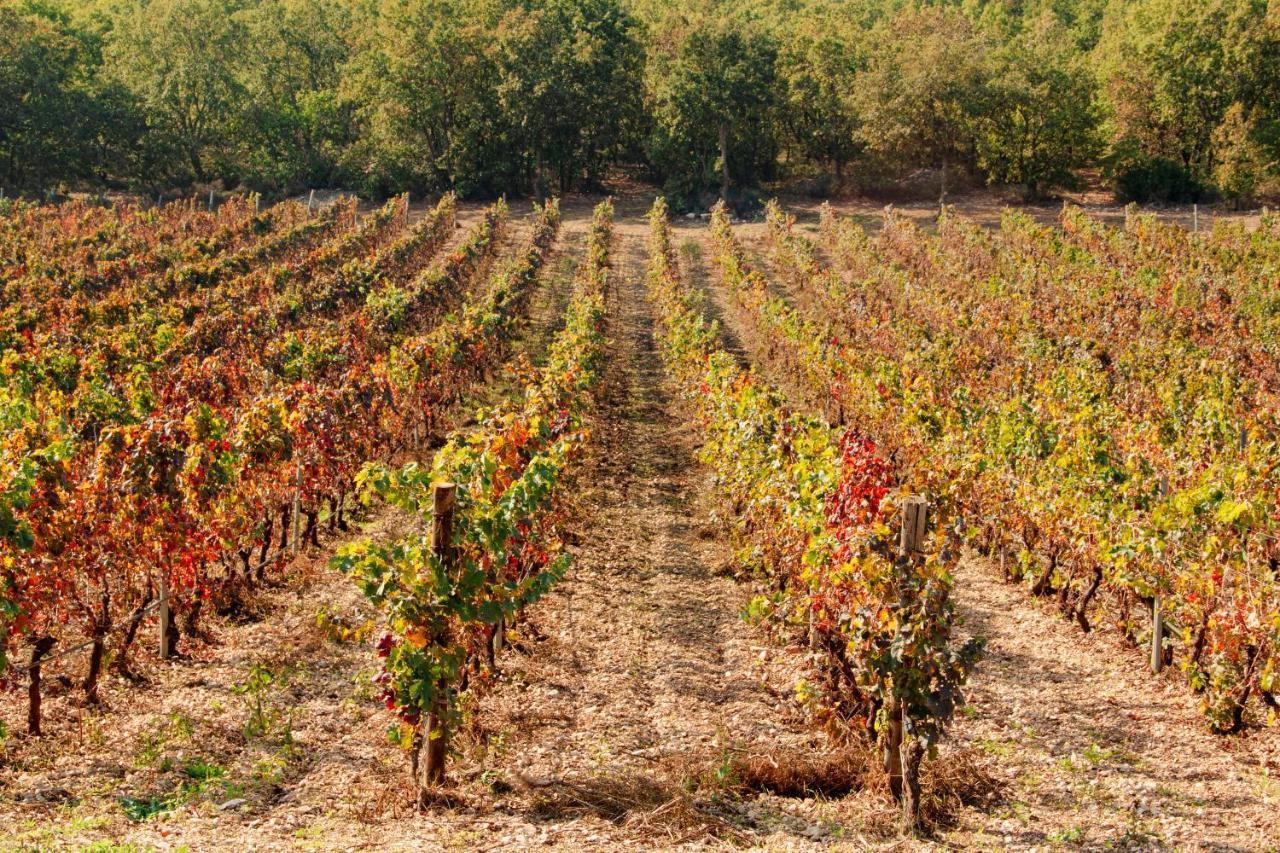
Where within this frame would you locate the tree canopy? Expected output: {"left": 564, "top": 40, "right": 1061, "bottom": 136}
{"left": 3, "top": 0, "right": 1279, "bottom": 206}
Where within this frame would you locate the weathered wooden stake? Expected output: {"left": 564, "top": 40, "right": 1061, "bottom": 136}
{"left": 1193, "top": 203, "right": 1199, "bottom": 233}
{"left": 158, "top": 574, "right": 171, "bottom": 660}
{"left": 1239, "top": 426, "right": 1248, "bottom": 452}
{"left": 291, "top": 458, "right": 302, "bottom": 554}
{"left": 208, "top": 189, "right": 215, "bottom": 211}
{"left": 421, "top": 483, "right": 457, "bottom": 793}
{"left": 899, "top": 496, "right": 928, "bottom": 555}
{"left": 307, "top": 189, "right": 315, "bottom": 215}
{"left": 1151, "top": 596, "right": 1164, "bottom": 673}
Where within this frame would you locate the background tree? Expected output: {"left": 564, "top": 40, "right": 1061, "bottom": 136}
{"left": 492, "top": 0, "right": 644, "bottom": 196}
{"left": 234, "top": 0, "right": 356, "bottom": 192}
{"left": 0, "top": 3, "right": 138, "bottom": 192}
{"left": 106, "top": 0, "right": 248, "bottom": 183}
{"left": 854, "top": 7, "right": 989, "bottom": 206}
{"left": 646, "top": 18, "right": 780, "bottom": 208}
{"left": 1212, "top": 103, "right": 1271, "bottom": 208}
{"left": 975, "top": 14, "right": 1099, "bottom": 198}
{"left": 776, "top": 26, "right": 862, "bottom": 188}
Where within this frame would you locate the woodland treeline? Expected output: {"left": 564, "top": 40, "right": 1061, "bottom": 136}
{"left": 2, "top": 0, "right": 1278, "bottom": 206}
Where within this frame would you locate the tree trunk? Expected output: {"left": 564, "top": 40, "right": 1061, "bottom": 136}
{"left": 28, "top": 636, "right": 56, "bottom": 736}
{"left": 1074, "top": 566, "right": 1103, "bottom": 632}
{"left": 883, "top": 696, "right": 903, "bottom": 801}
{"left": 901, "top": 733, "right": 924, "bottom": 833}
{"left": 84, "top": 635, "right": 106, "bottom": 706}
{"left": 1030, "top": 550, "right": 1057, "bottom": 597}
{"left": 303, "top": 507, "right": 319, "bottom": 548}
{"left": 336, "top": 491, "right": 349, "bottom": 532}
{"left": 278, "top": 504, "right": 291, "bottom": 553}
{"left": 258, "top": 513, "right": 274, "bottom": 582}
{"left": 83, "top": 592, "right": 111, "bottom": 705}
{"left": 718, "top": 123, "right": 731, "bottom": 202}
{"left": 534, "top": 148, "right": 546, "bottom": 204}
{"left": 939, "top": 154, "right": 948, "bottom": 211}
{"left": 418, "top": 684, "right": 448, "bottom": 801}
{"left": 182, "top": 591, "right": 202, "bottom": 640}
{"left": 115, "top": 588, "right": 154, "bottom": 681}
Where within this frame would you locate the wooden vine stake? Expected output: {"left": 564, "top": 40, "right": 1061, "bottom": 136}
{"left": 886, "top": 496, "right": 929, "bottom": 829}
{"left": 421, "top": 483, "right": 457, "bottom": 798}
{"left": 158, "top": 573, "right": 172, "bottom": 660}
{"left": 1151, "top": 596, "right": 1164, "bottom": 673}
{"left": 1153, "top": 475, "right": 1168, "bottom": 674}
{"left": 291, "top": 457, "right": 302, "bottom": 555}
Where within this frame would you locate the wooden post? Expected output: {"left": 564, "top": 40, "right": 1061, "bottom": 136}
{"left": 1151, "top": 596, "right": 1164, "bottom": 673}
{"left": 158, "top": 573, "right": 171, "bottom": 660}
{"left": 422, "top": 483, "right": 457, "bottom": 792}
{"left": 208, "top": 189, "right": 215, "bottom": 211}
{"left": 291, "top": 458, "right": 302, "bottom": 555}
{"left": 307, "top": 189, "right": 315, "bottom": 216}
{"left": 1239, "top": 426, "right": 1248, "bottom": 453}
{"left": 899, "top": 496, "right": 928, "bottom": 555}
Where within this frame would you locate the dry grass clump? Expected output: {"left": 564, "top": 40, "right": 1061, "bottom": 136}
{"left": 511, "top": 769, "right": 747, "bottom": 845}
{"left": 702, "top": 745, "right": 874, "bottom": 798}
{"left": 917, "top": 748, "right": 1005, "bottom": 831}
{"left": 672, "top": 743, "right": 1004, "bottom": 838}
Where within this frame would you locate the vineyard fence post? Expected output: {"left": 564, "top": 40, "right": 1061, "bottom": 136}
{"left": 291, "top": 457, "right": 302, "bottom": 555}
{"left": 1151, "top": 596, "right": 1164, "bottom": 673}
{"left": 1193, "top": 203, "right": 1198, "bottom": 233}
{"left": 158, "top": 573, "right": 171, "bottom": 660}
{"left": 208, "top": 189, "right": 215, "bottom": 211}
{"left": 421, "top": 483, "right": 457, "bottom": 795}
{"left": 307, "top": 189, "right": 315, "bottom": 215}
{"left": 1153, "top": 476, "right": 1168, "bottom": 674}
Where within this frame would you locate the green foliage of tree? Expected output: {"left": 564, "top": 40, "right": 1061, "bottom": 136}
{"left": 3, "top": 0, "right": 1280, "bottom": 203}
{"left": 1212, "top": 103, "right": 1272, "bottom": 208}
{"left": 1094, "top": 0, "right": 1280, "bottom": 200}
{"left": 646, "top": 18, "right": 780, "bottom": 207}
{"left": 0, "top": 1, "right": 143, "bottom": 192}
{"left": 974, "top": 14, "right": 1100, "bottom": 198}
{"left": 105, "top": 0, "right": 249, "bottom": 183}
{"left": 776, "top": 27, "right": 861, "bottom": 187}
{"left": 854, "top": 6, "right": 988, "bottom": 205}
{"left": 234, "top": 0, "right": 357, "bottom": 191}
